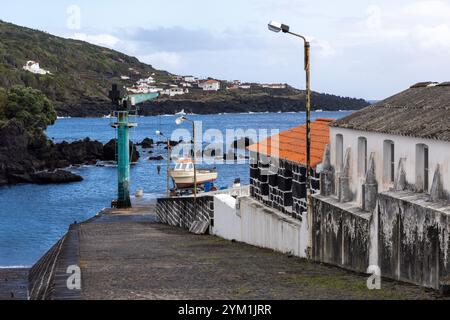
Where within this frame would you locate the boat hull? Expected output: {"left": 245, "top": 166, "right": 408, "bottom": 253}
{"left": 171, "top": 170, "right": 218, "bottom": 189}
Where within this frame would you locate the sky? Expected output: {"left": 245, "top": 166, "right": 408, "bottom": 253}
{"left": 1, "top": 0, "right": 450, "bottom": 100}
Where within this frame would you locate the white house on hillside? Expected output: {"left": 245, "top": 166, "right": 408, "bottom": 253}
{"left": 23, "top": 61, "right": 51, "bottom": 75}
{"left": 199, "top": 80, "right": 220, "bottom": 91}
{"left": 262, "top": 83, "right": 287, "bottom": 89}
{"left": 137, "top": 76, "right": 155, "bottom": 84}
{"left": 329, "top": 81, "right": 450, "bottom": 205}
{"left": 184, "top": 76, "right": 197, "bottom": 83}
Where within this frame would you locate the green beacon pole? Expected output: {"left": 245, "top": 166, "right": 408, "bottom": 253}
{"left": 109, "top": 84, "right": 159, "bottom": 209}
{"left": 109, "top": 84, "right": 133, "bottom": 208}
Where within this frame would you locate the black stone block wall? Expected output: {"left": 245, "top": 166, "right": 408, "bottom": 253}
{"left": 250, "top": 153, "right": 321, "bottom": 220}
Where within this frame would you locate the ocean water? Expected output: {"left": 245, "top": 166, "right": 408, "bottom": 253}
{"left": 0, "top": 111, "right": 351, "bottom": 267}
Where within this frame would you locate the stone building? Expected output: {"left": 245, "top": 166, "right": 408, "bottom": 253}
{"left": 314, "top": 82, "right": 450, "bottom": 290}
{"left": 248, "top": 118, "right": 333, "bottom": 220}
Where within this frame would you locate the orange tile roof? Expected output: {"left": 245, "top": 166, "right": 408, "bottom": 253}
{"left": 203, "top": 79, "right": 219, "bottom": 84}
{"left": 248, "top": 118, "right": 333, "bottom": 168}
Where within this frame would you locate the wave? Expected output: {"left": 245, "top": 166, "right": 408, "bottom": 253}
{"left": 0, "top": 265, "right": 30, "bottom": 269}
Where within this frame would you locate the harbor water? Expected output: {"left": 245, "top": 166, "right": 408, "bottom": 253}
{"left": 0, "top": 111, "right": 351, "bottom": 267}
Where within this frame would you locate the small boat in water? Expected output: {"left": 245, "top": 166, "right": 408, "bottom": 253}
{"left": 171, "top": 159, "right": 217, "bottom": 189}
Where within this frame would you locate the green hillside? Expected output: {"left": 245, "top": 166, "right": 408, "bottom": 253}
{"left": 0, "top": 20, "right": 171, "bottom": 115}
{"left": 0, "top": 20, "right": 369, "bottom": 117}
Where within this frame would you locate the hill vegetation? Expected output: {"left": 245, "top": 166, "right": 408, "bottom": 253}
{"left": 0, "top": 20, "right": 368, "bottom": 117}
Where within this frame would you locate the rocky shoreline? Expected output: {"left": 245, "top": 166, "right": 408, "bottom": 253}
{"left": 54, "top": 94, "right": 368, "bottom": 118}
{"left": 0, "top": 120, "right": 140, "bottom": 186}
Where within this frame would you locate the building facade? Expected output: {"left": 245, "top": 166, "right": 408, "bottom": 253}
{"left": 248, "top": 119, "right": 332, "bottom": 220}
{"left": 314, "top": 82, "right": 450, "bottom": 290}
{"left": 329, "top": 81, "right": 450, "bottom": 204}
{"left": 199, "top": 80, "right": 220, "bottom": 91}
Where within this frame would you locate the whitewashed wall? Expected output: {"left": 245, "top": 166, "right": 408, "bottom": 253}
{"left": 330, "top": 127, "right": 450, "bottom": 204}
{"left": 212, "top": 195, "right": 309, "bottom": 258}
{"left": 213, "top": 195, "right": 242, "bottom": 242}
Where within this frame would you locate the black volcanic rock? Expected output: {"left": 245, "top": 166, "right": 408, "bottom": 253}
{"left": 138, "top": 138, "right": 154, "bottom": 149}
{"left": 102, "top": 139, "right": 140, "bottom": 162}
{"left": 31, "top": 170, "right": 83, "bottom": 184}
{"left": 53, "top": 138, "right": 104, "bottom": 166}
{"left": 0, "top": 120, "right": 141, "bottom": 186}
{"left": 148, "top": 155, "right": 164, "bottom": 161}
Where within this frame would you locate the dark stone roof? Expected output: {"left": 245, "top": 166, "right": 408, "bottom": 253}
{"left": 331, "top": 82, "right": 450, "bottom": 142}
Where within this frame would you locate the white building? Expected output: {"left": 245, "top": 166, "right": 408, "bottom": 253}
{"left": 262, "top": 83, "right": 287, "bottom": 89}
{"left": 23, "top": 61, "right": 50, "bottom": 75}
{"left": 329, "top": 81, "right": 450, "bottom": 205}
{"left": 126, "top": 84, "right": 161, "bottom": 94}
{"left": 137, "top": 76, "right": 155, "bottom": 84}
{"left": 199, "top": 80, "right": 220, "bottom": 91}
{"left": 160, "top": 87, "right": 188, "bottom": 97}
{"left": 120, "top": 75, "right": 130, "bottom": 80}
{"left": 184, "top": 76, "right": 197, "bottom": 83}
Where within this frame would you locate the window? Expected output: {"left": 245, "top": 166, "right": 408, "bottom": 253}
{"left": 336, "top": 134, "right": 344, "bottom": 171}
{"left": 424, "top": 146, "right": 429, "bottom": 191}
{"left": 383, "top": 140, "right": 395, "bottom": 183}
{"left": 416, "top": 144, "right": 429, "bottom": 192}
{"left": 358, "top": 137, "right": 368, "bottom": 177}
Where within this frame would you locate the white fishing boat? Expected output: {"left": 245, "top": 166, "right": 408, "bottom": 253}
{"left": 171, "top": 159, "right": 217, "bottom": 189}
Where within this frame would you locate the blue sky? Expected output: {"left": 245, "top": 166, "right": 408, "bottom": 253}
{"left": 2, "top": 0, "right": 450, "bottom": 99}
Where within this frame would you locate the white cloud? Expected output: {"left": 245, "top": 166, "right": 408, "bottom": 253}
{"left": 366, "top": 5, "right": 382, "bottom": 30}
{"left": 413, "top": 24, "right": 450, "bottom": 49}
{"left": 404, "top": 1, "right": 450, "bottom": 18}
{"left": 138, "top": 51, "right": 182, "bottom": 69}
{"left": 315, "top": 39, "right": 336, "bottom": 57}
{"left": 71, "top": 33, "right": 120, "bottom": 48}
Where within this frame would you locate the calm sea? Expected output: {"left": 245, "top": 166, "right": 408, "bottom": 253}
{"left": 0, "top": 111, "right": 351, "bottom": 267}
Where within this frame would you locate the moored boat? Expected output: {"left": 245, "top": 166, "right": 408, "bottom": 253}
{"left": 171, "top": 159, "right": 217, "bottom": 189}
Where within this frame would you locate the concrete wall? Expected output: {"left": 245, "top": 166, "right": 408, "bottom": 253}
{"left": 330, "top": 127, "right": 450, "bottom": 204}
{"left": 28, "top": 225, "right": 81, "bottom": 300}
{"left": 311, "top": 190, "right": 450, "bottom": 290}
{"left": 156, "top": 187, "right": 249, "bottom": 232}
{"left": 311, "top": 195, "right": 371, "bottom": 273}
{"left": 213, "top": 195, "right": 242, "bottom": 242}
{"left": 376, "top": 191, "right": 450, "bottom": 289}
{"left": 156, "top": 196, "right": 214, "bottom": 231}
{"left": 212, "top": 195, "right": 309, "bottom": 258}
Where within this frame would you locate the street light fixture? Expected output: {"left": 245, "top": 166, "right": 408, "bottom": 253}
{"left": 156, "top": 130, "right": 171, "bottom": 197}
{"left": 175, "top": 116, "right": 198, "bottom": 197}
{"left": 268, "top": 20, "right": 312, "bottom": 214}
{"left": 268, "top": 20, "right": 290, "bottom": 33}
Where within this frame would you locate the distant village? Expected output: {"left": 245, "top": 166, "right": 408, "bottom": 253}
{"left": 122, "top": 68, "right": 287, "bottom": 97}
{"left": 21, "top": 60, "right": 288, "bottom": 98}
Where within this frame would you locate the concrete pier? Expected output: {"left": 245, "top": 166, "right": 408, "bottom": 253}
{"left": 4, "top": 195, "right": 446, "bottom": 300}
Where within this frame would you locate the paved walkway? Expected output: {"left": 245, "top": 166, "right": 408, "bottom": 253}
{"left": 78, "top": 205, "right": 445, "bottom": 300}
{"left": 2, "top": 196, "right": 447, "bottom": 300}
{"left": 0, "top": 269, "right": 28, "bottom": 300}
